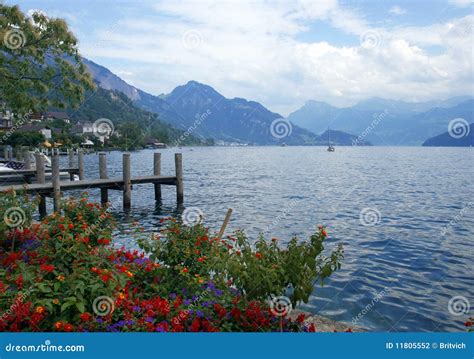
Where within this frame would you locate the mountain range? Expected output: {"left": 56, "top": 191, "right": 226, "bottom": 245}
{"left": 81, "top": 57, "right": 472, "bottom": 146}
{"left": 287, "top": 97, "right": 473, "bottom": 145}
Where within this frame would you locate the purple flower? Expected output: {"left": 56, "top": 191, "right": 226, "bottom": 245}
{"left": 197, "top": 310, "right": 204, "bottom": 318}
{"left": 145, "top": 317, "right": 154, "bottom": 323}
{"left": 133, "top": 306, "right": 141, "bottom": 312}
{"left": 184, "top": 300, "right": 191, "bottom": 306}
{"left": 214, "top": 289, "right": 223, "bottom": 296}
{"left": 202, "top": 301, "right": 209, "bottom": 308}
{"left": 169, "top": 293, "right": 177, "bottom": 299}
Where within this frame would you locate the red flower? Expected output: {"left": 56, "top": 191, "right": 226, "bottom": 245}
{"left": 68, "top": 223, "right": 74, "bottom": 230}
{"left": 80, "top": 313, "right": 92, "bottom": 322}
{"left": 189, "top": 317, "right": 200, "bottom": 332}
{"left": 321, "top": 229, "right": 327, "bottom": 237}
{"left": 345, "top": 328, "right": 352, "bottom": 332}
{"left": 40, "top": 264, "right": 55, "bottom": 273}
{"left": 98, "top": 238, "right": 111, "bottom": 245}
{"left": 465, "top": 321, "right": 472, "bottom": 327}
{"left": 63, "top": 323, "right": 74, "bottom": 332}
{"left": 255, "top": 252, "right": 262, "bottom": 259}
{"left": 182, "top": 268, "right": 189, "bottom": 273}
{"left": 58, "top": 224, "right": 65, "bottom": 231}
{"left": 197, "top": 257, "right": 205, "bottom": 263}
{"left": 307, "top": 323, "right": 316, "bottom": 332}
{"left": 296, "top": 314, "right": 306, "bottom": 323}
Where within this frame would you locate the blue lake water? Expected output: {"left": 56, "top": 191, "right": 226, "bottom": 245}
{"left": 64, "top": 146, "right": 473, "bottom": 332}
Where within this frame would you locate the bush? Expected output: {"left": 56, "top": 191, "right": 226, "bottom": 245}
{"left": 0, "top": 193, "right": 343, "bottom": 332}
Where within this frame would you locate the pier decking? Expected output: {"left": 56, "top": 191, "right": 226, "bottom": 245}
{"left": 0, "top": 151, "right": 183, "bottom": 217}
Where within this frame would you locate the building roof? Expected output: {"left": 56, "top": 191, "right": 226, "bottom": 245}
{"left": 45, "top": 111, "right": 69, "bottom": 120}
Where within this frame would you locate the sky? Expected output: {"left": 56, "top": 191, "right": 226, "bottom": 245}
{"left": 13, "top": 0, "right": 474, "bottom": 116}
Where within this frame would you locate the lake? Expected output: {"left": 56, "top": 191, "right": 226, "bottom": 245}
{"left": 66, "top": 146, "right": 473, "bottom": 332}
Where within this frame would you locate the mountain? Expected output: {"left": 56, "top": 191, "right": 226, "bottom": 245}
{"left": 67, "top": 87, "right": 202, "bottom": 145}
{"left": 322, "top": 129, "right": 371, "bottom": 146}
{"left": 83, "top": 59, "right": 321, "bottom": 145}
{"left": 422, "top": 123, "right": 474, "bottom": 147}
{"left": 287, "top": 97, "right": 474, "bottom": 145}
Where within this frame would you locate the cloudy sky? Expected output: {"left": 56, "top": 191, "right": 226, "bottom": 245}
{"left": 16, "top": 0, "right": 474, "bottom": 115}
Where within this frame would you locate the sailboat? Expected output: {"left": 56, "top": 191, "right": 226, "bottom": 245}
{"left": 327, "top": 128, "right": 335, "bottom": 152}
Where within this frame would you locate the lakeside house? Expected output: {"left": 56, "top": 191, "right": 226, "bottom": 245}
{"left": 17, "top": 124, "right": 61, "bottom": 140}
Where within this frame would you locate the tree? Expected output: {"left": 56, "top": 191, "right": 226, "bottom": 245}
{"left": 0, "top": 5, "right": 94, "bottom": 117}
{"left": 3, "top": 131, "right": 45, "bottom": 147}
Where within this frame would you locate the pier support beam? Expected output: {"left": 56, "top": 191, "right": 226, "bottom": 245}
{"left": 175, "top": 153, "right": 183, "bottom": 204}
{"left": 35, "top": 153, "right": 47, "bottom": 218}
{"left": 123, "top": 153, "right": 131, "bottom": 209}
{"left": 99, "top": 152, "right": 108, "bottom": 205}
{"left": 23, "top": 148, "right": 31, "bottom": 170}
{"left": 52, "top": 154, "right": 61, "bottom": 212}
{"left": 78, "top": 149, "right": 85, "bottom": 180}
{"left": 153, "top": 152, "right": 161, "bottom": 201}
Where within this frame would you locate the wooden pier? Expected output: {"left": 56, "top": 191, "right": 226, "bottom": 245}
{"left": 0, "top": 152, "right": 184, "bottom": 217}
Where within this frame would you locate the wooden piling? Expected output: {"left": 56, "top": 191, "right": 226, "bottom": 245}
{"left": 52, "top": 154, "right": 61, "bottom": 212}
{"left": 68, "top": 149, "right": 75, "bottom": 180}
{"left": 35, "top": 153, "right": 47, "bottom": 218}
{"left": 7, "top": 147, "right": 13, "bottom": 160}
{"left": 78, "top": 149, "right": 85, "bottom": 180}
{"left": 99, "top": 152, "right": 108, "bottom": 205}
{"left": 22, "top": 148, "right": 31, "bottom": 170}
{"left": 153, "top": 152, "right": 162, "bottom": 201}
{"left": 123, "top": 153, "right": 131, "bottom": 209}
{"left": 175, "top": 153, "right": 183, "bottom": 204}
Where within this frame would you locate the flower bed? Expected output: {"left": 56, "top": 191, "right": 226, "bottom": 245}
{"left": 0, "top": 192, "right": 344, "bottom": 332}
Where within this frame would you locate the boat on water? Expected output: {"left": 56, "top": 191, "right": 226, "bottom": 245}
{"left": 0, "top": 152, "right": 78, "bottom": 183}
{"left": 327, "top": 128, "right": 335, "bottom": 152}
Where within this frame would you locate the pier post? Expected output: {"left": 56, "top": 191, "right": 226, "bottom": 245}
{"left": 78, "top": 149, "right": 85, "bottom": 180}
{"left": 175, "top": 153, "right": 183, "bottom": 204}
{"left": 123, "top": 153, "right": 131, "bottom": 209}
{"left": 22, "top": 148, "right": 31, "bottom": 170}
{"left": 52, "top": 154, "right": 61, "bottom": 212}
{"left": 99, "top": 152, "right": 108, "bottom": 205}
{"left": 153, "top": 152, "right": 161, "bottom": 201}
{"left": 35, "top": 153, "right": 47, "bottom": 218}
{"left": 68, "top": 149, "right": 75, "bottom": 180}
{"left": 2, "top": 147, "right": 7, "bottom": 160}
{"left": 7, "top": 147, "right": 13, "bottom": 160}
{"left": 15, "top": 147, "right": 22, "bottom": 161}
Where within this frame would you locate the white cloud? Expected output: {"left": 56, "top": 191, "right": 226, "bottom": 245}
{"left": 389, "top": 6, "right": 406, "bottom": 15}
{"left": 79, "top": 0, "right": 474, "bottom": 115}
{"left": 448, "top": 0, "right": 474, "bottom": 8}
